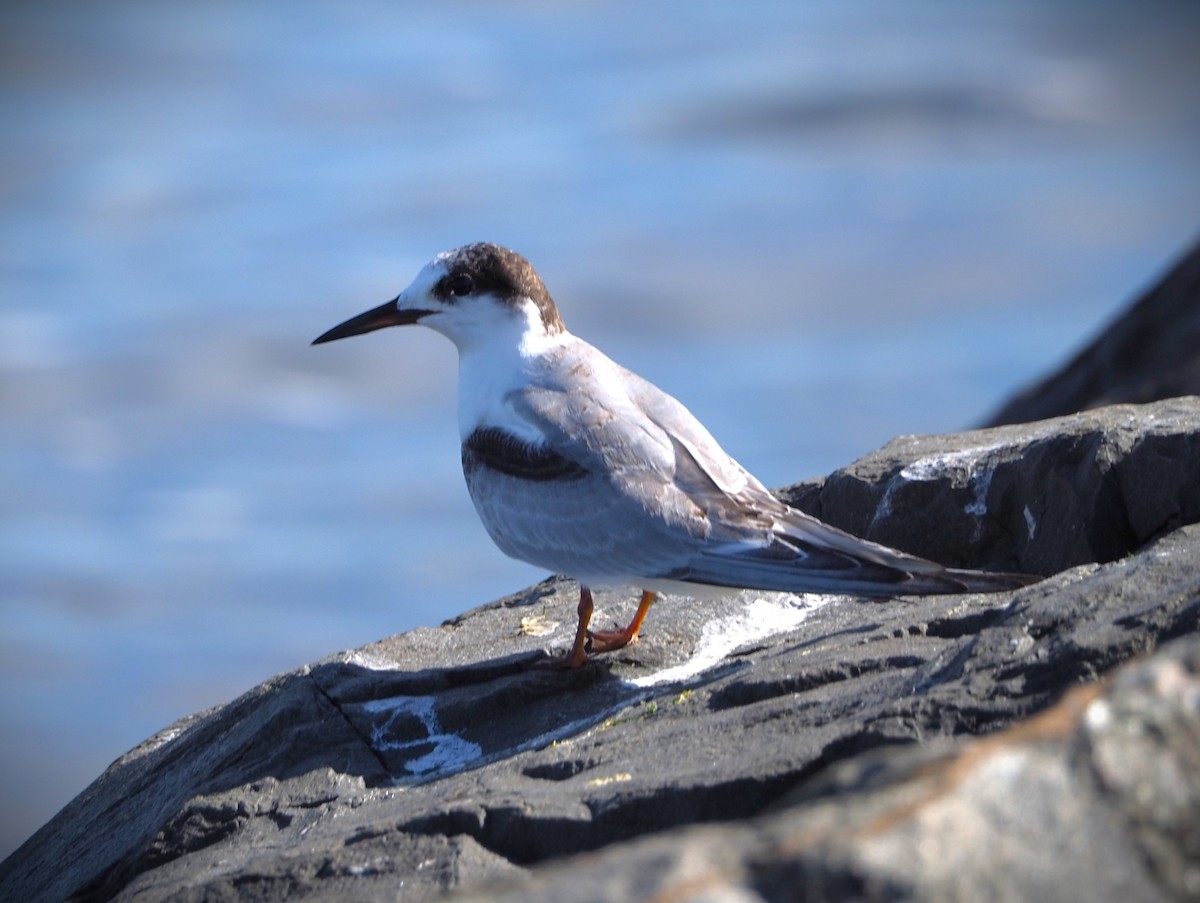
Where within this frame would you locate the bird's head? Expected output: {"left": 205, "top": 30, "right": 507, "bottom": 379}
{"left": 312, "top": 242, "right": 565, "bottom": 352}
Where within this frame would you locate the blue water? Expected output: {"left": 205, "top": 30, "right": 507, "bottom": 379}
{"left": 2, "top": 0, "right": 1199, "bottom": 858}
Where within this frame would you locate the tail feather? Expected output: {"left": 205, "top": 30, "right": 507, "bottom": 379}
{"left": 667, "top": 552, "right": 1034, "bottom": 597}
{"left": 662, "top": 506, "right": 1037, "bottom": 597}
{"left": 937, "top": 566, "right": 1038, "bottom": 594}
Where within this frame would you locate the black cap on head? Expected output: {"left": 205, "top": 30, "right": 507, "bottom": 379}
{"left": 433, "top": 243, "right": 565, "bottom": 334}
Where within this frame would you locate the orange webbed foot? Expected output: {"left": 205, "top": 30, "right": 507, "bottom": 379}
{"left": 585, "top": 590, "right": 657, "bottom": 655}
{"left": 542, "top": 587, "right": 659, "bottom": 666}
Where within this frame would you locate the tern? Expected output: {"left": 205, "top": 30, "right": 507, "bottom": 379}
{"left": 314, "top": 242, "right": 1034, "bottom": 667}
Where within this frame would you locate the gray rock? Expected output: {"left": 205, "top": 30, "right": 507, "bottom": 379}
{"left": 779, "top": 396, "right": 1200, "bottom": 576}
{"left": 454, "top": 630, "right": 1200, "bottom": 903}
{"left": 2, "top": 398, "right": 1198, "bottom": 902}
{"left": 984, "top": 237, "right": 1200, "bottom": 426}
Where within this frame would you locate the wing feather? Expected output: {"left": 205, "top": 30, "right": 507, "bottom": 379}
{"left": 475, "top": 337, "right": 1029, "bottom": 595}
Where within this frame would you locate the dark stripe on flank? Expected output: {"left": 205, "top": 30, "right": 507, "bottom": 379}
{"left": 462, "top": 428, "right": 587, "bottom": 482}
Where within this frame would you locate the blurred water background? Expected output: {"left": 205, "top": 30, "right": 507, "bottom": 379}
{"left": 2, "top": 0, "right": 1199, "bottom": 858}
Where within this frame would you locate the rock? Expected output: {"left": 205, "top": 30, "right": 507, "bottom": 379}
{"left": 452, "top": 631, "right": 1200, "bottom": 903}
{"left": 778, "top": 396, "right": 1200, "bottom": 577}
{"left": 2, "top": 398, "right": 1199, "bottom": 902}
{"left": 983, "top": 237, "right": 1200, "bottom": 426}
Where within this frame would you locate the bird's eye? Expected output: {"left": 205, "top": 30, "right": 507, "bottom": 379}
{"left": 446, "top": 273, "right": 474, "bottom": 297}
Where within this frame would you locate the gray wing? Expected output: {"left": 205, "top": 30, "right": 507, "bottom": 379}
{"left": 507, "top": 339, "right": 1028, "bottom": 595}
{"left": 512, "top": 340, "right": 773, "bottom": 539}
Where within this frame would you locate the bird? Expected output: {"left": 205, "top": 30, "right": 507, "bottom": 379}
{"left": 313, "top": 242, "right": 1035, "bottom": 668}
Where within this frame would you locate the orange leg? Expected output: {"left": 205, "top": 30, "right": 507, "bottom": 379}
{"left": 544, "top": 587, "right": 658, "bottom": 669}
{"left": 587, "top": 590, "right": 657, "bottom": 653}
{"left": 558, "top": 585, "right": 596, "bottom": 669}
{"left": 536, "top": 587, "right": 596, "bottom": 669}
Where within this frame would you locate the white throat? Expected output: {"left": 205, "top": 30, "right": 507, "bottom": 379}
{"left": 445, "top": 298, "right": 567, "bottom": 442}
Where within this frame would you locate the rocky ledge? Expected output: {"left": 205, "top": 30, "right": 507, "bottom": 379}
{"left": 2, "top": 396, "right": 1198, "bottom": 902}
